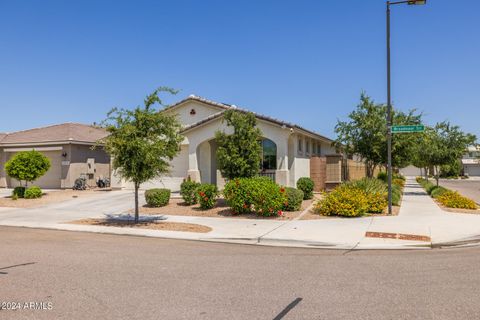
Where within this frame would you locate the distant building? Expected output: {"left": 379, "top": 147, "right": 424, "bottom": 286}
{"left": 462, "top": 146, "right": 480, "bottom": 176}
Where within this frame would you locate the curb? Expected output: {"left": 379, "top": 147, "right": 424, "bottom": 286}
{"left": 2, "top": 223, "right": 480, "bottom": 250}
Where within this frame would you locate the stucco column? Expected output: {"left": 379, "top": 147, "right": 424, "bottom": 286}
{"left": 275, "top": 137, "right": 289, "bottom": 187}
{"left": 187, "top": 141, "right": 201, "bottom": 182}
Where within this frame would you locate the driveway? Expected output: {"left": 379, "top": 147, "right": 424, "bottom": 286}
{"left": 0, "top": 189, "right": 142, "bottom": 224}
{"left": 2, "top": 226, "right": 480, "bottom": 320}
{"left": 439, "top": 179, "right": 480, "bottom": 204}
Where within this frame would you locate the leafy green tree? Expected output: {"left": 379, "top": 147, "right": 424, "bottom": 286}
{"left": 5, "top": 150, "right": 51, "bottom": 186}
{"left": 416, "top": 122, "right": 476, "bottom": 186}
{"left": 411, "top": 128, "right": 435, "bottom": 180}
{"left": 334, "top": 93, "right": 422, "bottom": 177}
{"left": 100, "top": 87, "right": 183, "bottom": 223}
{"left": 215, "top": 110, "right": 262, "bottom": 180}
{"left": 440, "top": 159, "right": 462, "bottom": 178}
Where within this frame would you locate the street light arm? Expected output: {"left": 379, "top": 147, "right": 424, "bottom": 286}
{"left": 389, "top": 0, "right": 411, "bottom": 4}
{"left": 389, "top": 0, "right": 426, "bottom": 5}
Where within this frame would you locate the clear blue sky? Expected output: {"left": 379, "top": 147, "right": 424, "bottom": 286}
{"left": 1, "top": 0, "right": 478, "bottom": 139}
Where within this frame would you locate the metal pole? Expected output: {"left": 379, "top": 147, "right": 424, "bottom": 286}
{"left": 386, "top": 1, "right": 393, "bottom": 215}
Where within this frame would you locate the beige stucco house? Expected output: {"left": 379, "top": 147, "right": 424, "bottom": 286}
{"left": 0, "top": 123, "right": 110, "bottom": 189}
{"left": 114, "top": 95, "right": 337, "bottom": 191}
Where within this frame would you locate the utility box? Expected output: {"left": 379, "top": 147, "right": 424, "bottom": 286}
{"left": 87, "top": 158, "right": 96, "bottom": 174}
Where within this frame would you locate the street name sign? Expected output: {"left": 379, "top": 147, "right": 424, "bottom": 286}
{"left": 391, "top": 125, "right": 424, "bottom": 134}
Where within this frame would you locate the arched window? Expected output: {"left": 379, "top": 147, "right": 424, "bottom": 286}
{"left": 260, "top": 138, "right": 277, "bottom": 171}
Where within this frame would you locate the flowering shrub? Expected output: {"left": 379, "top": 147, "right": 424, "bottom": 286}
{"left": 297, "top": 177, "right": 314, "bottom": 200}
{"left": 437, "top": 191, "right": 477, "bottom": 209}
{"left": 393, "top": 178, "right": 405, "bottom": 188}
{"left": 223, "top": 177, "right": 286, "bottom": 216}
{"left": 365, "top": 192, "right": 387, "bottom": 213}
{"left": 314, "top": 185, "right": 369, "bottom": 217}
{"left": 180, "top": 177, "right": 200, "bottom": 205}
{"left": 283, "top": 187, "right": 304, "bottom": 212}
{"left": 196, "top": 183, "right": 219, "bottom": 210}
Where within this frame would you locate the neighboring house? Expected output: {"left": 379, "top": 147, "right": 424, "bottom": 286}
{"left": 114, "top": 95, "right": 337, "bottom": 191}
{"left": 462, "top": 145, "right": 480, "bottom": 176}
{"left": 0, "top": 123, "right": 110, "bottom": 189}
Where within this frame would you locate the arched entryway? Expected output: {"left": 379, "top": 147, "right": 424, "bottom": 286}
{"left": 196, "top": 139, "right": 218, "bottom": 185}
{"left": 195, "top": 137, "right": 279, "bottom": 186}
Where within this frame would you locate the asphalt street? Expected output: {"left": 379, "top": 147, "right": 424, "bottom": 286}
{"left": 1, "top": 226, "right": 480, "bottom": 320}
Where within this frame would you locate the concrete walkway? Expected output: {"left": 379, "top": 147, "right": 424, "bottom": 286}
{"left": 1, "top": 178, "right": 480, "bottom": 250}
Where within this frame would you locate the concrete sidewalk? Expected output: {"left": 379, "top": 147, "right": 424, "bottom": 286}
{"left": 1, "top": 178, "right": 480, "bottom": 250}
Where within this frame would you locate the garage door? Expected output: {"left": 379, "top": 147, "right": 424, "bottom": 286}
{"left": 465, "top": 165, "right": 480, "bottom": 177}
{"left": 7, "top": 151, "right": 62, "bottom": 189}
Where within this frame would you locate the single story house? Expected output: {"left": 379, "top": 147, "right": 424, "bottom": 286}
{"left": 0, "top": 123, "right": 110, "bottom": 189}
{"left": 114, "top": 95, "right": 338, "bottom": 191}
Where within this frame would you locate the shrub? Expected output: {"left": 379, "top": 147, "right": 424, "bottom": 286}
{"left": 430, "top": 186, "right": 448, "bottom": 199}
{"left": 145, "top": 188, "right": 170, "bottom": 207}
{"left": 180, "top": 177, "right": 200, "bottom": 205}
{"left": 377, "top": 172, "right": 387, "bottom": 182}
{"left": 347, "top": 178, "right": 386, "bottom": 195}
{"left": 196, "top": 184, "right": 219, "bottom": 210}
{"left": 437, "top": 191, "right": 477, "bottom": 209}
{"left": 378, "top": 172, "right": 405, "bottom": 183}
{"left": 283, "top": 187, "right": 304, "bottom": 211}
{"left": 347, "top": 178, "right": 389, "bottom": 211}
{"left": 12, "top": 186, "right": 26, "bottom": 198}
{"left": 392, "top": 184, "right": 402, "bottom": 206}
{"left": 11, "top": 194, "right": 18, "bottom": 201}
{"left": 223, "top": 177, "right": 286, "bottom": 216}
{"left": 417, "top": 178, "right": 436, "bottom": 194}
{"left": 393, "top": 178, "right": 405, "bottom": 188}
{"left": 24, "top": 186, "right": 42, "bottom": 199}
{"left": 365, "top": 192, "right": 388, "bottom": 213}
{"left": 297, "top": 177, "right": 314, "bottom": 200}
{"left": 314, "top": 185, "right": 369, "bottom": 217}
{"left": 425, "top": 183, "right": 437, "bottom": 195}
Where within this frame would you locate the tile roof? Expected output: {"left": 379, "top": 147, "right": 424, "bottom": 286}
{"left": 0, "top": 123, "right": 108, "bottom": 145}
{"left": 172, "top": 95, "right": 333, "bottom": 142}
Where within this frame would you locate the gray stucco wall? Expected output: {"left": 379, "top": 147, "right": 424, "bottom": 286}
{"left": 0, "top": 144, "right": 110, "bottom": 189}
{"left": 63, "top": 144, "right": 110, "bottom": 188}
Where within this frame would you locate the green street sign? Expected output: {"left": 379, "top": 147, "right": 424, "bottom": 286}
{"left": 391, "top": 125, "right": 425, "bottom": 134}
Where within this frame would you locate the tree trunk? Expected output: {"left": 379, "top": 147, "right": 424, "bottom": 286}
{"left": 366, "top": 162, "right": 375, "bottom": 178}
{"left": 134, "top": 182, "right": 139, "bottom": 223}
{"left": 424, "top": 167, "right": 428, "bottom": 181}
{"left": 435, "top": 166, "right": 439, "bottom": 187}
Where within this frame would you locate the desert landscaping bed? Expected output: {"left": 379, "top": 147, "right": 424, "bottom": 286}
{"left": 0, "top": 189, "right": 114, "bottom": 208}
{"left": 136, "top": 197, "right": 316, "bottom": 220}
{"left": 300, "top": 204, "right": 400, "bottom": 220}
{"left": 433, "top": 201, "right": 480, "bottom": 214}
{"left": 69, "top": 218, "right": 212, "bottom": 233}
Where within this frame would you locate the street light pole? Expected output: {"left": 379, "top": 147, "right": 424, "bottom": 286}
{"left": 385, "top": 0, "right": 426, "bottom": 215}
{"left": 386, "top": 1, "right": 393, "bottom": 215}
